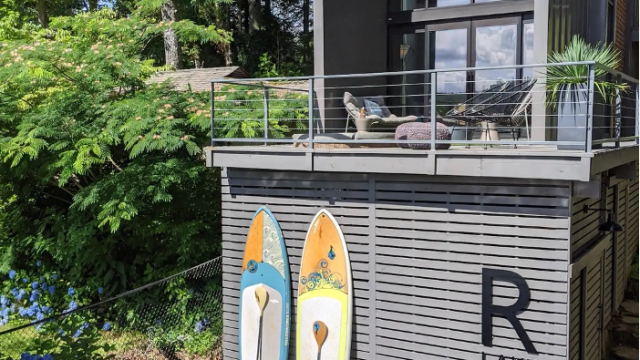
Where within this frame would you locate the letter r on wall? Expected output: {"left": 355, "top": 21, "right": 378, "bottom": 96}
{"left": 481, "top": 268, "right": 538, "bottom": 355}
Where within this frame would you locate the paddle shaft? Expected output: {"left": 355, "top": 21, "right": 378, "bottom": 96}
{"left": 255, "top": 287, "right": 269, "bottom": 360}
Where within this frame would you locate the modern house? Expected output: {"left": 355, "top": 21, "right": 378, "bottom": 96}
{"left": 208, "top": 1, "right": 639, "bottom": 360}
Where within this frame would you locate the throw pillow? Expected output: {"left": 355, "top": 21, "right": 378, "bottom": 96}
{"left": 364, "top": 99, "right": 384, "bottom": 117}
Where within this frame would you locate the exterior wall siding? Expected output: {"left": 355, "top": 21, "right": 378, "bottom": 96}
{"left": 615, "top": 0, "right": 628, "bottom": 71}
{"left": 220, "top": 169, "right": 573, "bottom": 360}
{"left": 567, "top": 161, "right": 640, "bottom": 360}
{"left": 548, "top": 0, "right": 589, "bottom": 53}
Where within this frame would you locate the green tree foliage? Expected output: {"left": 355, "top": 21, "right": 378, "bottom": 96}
{"left": 0, "top": 8, "right": 229, "bottom": 293}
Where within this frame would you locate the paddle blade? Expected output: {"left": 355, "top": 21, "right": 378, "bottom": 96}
{"left": 255, "top": 286, "right": 269, "bottom": 315}
{"left": 312, "top": 321, "right": 328, "bottom": 352}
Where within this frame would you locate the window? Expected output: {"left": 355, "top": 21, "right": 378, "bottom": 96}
{"left": 606, "top": 0, "right": 615, "bottom": 44}
{"left": 388, "top": 15, "right": 534, "bottom": 116}
{"left": 389, "top": 0, "right": 512, "bottom": 11}
{"left": 388, "top": 30, "right": 426, "bottom": 116}
{"left": 522, "top": 20, "right": 534, "bottom": 78}
{"left": 473, "top": 22, "right": 518, "bottom": 91}
{"left": 389, "top": 0, "right": 427, "bottom": 11}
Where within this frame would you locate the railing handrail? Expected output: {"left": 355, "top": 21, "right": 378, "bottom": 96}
{"left": 210, "top": 61, "right": 598, "bottom": 84}
{"left": 210, "top": 61, "right": 640, "bottom": 153}
{"left": 594, "top": 63, "right": 640, "bottom": 84}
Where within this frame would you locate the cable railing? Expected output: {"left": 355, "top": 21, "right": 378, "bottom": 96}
{"left": 210, "top": 61, "right": 639, "bottom": 152}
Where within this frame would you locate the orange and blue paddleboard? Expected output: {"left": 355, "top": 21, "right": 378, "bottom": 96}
{"left": 297, "top": 209, "right": 353, "bottom": 360}
{"left": 240, "top": 207, "right": 290, "bottom": 360}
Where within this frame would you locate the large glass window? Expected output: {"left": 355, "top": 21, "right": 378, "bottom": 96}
{"left": 430, "top": 27, "right": 469, "bottom": 113}
{"left": 390, "top": 0, "right": 512, "bottom": 11}
{"left": 389, "top": 30, "right": 426, "bottom": 116}
{"left": 389, "top": 0, "right": 427, "bottom": 11}
{"left": 473, "top": 23, "right": 518, "bottom": 91}
{"left": 388, "top": 15, "right": 533, "bottom": 116}
{"left": 522, "top": 21, "right": 534, "bottom": 78}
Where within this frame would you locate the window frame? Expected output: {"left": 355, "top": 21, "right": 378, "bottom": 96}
{"left": 389, "top": 0, "right": 520, "bottom": 11}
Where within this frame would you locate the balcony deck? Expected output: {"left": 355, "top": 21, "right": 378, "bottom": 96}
{"left": 206, "top": 141, "right": 638, "bottom": 182}
{"left": 207, "top": 62, "right": 639, "bottom": 182}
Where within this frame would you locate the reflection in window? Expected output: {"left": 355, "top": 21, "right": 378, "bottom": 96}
{"left": 391, "top": 0, "right": 512, "bottom": 10}
{"left": 522, "top": 22, "right": 534, "bottom": 78}
{"left": 431, "top": 28, "right": 468, "bottom": 113}
{"left": 390, "top": 0, "right": 427, "bottom": 11}
{"left": 432, "top": 28, "right": 468, "bottom": 94}
{"left": 431, "top": 0, "right": 470, "bottom": 7}
{"left": 474, "top": 24, "right": 517, "bottom": 91}
{"left": 389, "top": 32, "right": 425, "bottom": 116}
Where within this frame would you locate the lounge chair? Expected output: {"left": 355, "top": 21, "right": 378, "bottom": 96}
{"left": 343, "top": 92, "right": 419, "bottom": 132}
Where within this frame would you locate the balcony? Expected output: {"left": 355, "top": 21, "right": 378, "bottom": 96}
{"left": 206, "top": 62, "right": 639, "bottom": 182}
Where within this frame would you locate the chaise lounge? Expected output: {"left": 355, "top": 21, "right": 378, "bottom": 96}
{"left": 343, "top": 92, "right": 419, "bottom": 132}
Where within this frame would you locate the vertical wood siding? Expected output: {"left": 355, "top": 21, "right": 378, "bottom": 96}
{"left": 568, "top": 161, "right": 640, "bottom": 360}
{"left": 220, "top": 169, "right": 572, "bottom": 360}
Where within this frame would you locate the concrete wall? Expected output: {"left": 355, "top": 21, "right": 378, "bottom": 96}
{"left": 313, "top": 0, "right": 388, "bottom": 133}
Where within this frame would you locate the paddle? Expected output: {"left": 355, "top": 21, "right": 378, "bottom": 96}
{"left": 313, "top": 321, "right": 328, "bottom": 360}
{"left": 255, "top": 286, "right": 269, "bottom": 360}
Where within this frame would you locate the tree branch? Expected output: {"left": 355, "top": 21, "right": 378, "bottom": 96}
{"left": 71, "top": 174, "right": 84, "bottom": 189}
{"left": 108, "top": 156, "right": 123, "bottom": 172}
{"left": 50, "top": 181, "right": 77, "bottom": 197}
{"left": 41, "top": 191, "right": 73, "bottom": 205}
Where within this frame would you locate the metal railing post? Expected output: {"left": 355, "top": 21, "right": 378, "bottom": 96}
{"left": 615, "top": 74, "right": 622, "bottom": 148}
{"left": 210, "top": 82, "right": 215, "bottom": 147}
{"left": 430, "top": 72, "right": 437, "bottom": 151}
{"left": 636, "top": 84, "right": 639, "bottom": 145}
{"left": 263, "top": 86, "right": 269, "bottom": 145}
{"left": 308, "top": 78, "right": 314, "bottom": 149}
{"left": 585, "top": 63, "right": 595, "bottom": 153}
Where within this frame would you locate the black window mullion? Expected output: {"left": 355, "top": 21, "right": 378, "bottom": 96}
{"left": 516, "top": 17, "right": 523, "bottom": 82}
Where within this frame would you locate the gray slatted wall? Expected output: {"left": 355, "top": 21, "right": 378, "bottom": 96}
{"left": 221, "top": 169, "right": 572, "bottom": 360}
{"left": 569, "top": 274, "right": 580, "bottom": 360}
{"left": 584, "top": 259, "right": 602, "bottom": 360}
{"left": 626, "top": 169, "right": 639, "bottom": 276}
{"left": 221, "top": 171, "right": 372, "bottom": 360}
{"left": 567, "top": 161, "right": 640, "bottom": 360}
{"left": 615, "top": 184, "right": 627, "bottom": 310}
{"left": 372, "top": 174, "right": 571, "bottom": 360}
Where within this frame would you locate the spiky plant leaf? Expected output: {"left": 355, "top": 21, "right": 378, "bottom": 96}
{"left": 546, "top": 35, "right": 629, "bottom": 108}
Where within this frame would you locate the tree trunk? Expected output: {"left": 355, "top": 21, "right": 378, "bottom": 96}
{"left": 220, "top": 3, "right": 233, "bottom": 65}
{"left": 238, "top": 0, "right": 249, "bottom": 33}
{"left": 264, "top": 0, "right": 271, "bottom": 17}
{"left": 303, "top": 0, "right": 310, "bottom": 62}
{"left": 88, "top": 0, "right": 98, "bottom": 11}
{"left": 161, "top": 0, "right": 182, "bottom": 69}
{"left": 248, "top": 0, "right": 261, "bottom": 33}
{"left": 37, "top": 0, "right": 48, "bottom": 28}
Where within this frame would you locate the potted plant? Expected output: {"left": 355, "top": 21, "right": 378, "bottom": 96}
{"left": 546, "top": 35, "right": 628, "bottom": 150}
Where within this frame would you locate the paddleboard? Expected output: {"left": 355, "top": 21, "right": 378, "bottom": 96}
{"left": 240, "top": 207, "right": 291, "bottom": 360}
{"left": 297, "top": 209, "right": 353, "bottom": 360}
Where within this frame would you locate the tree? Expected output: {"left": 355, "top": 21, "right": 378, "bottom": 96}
{"left": 0, "top": 8, "right": 230, "bottom": 291}
{"left": 161, "top": 0, "right": 182, "bottom": 69}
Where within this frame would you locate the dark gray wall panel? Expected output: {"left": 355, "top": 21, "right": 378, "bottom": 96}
{"left": 314, "top": 0, "right": 388, "bottom": 132}
{"left": 220, "top": 169, "right": 572, "bottom": 360}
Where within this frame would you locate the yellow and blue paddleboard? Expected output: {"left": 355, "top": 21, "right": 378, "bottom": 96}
{"left": 297, "top": 209, "right": 353, "bottom": 360}
{"left": 240, "top": 207, "right": 290, "bottom": 360}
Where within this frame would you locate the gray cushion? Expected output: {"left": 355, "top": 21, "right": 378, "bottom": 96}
{"left": 364, "top": 99, "right": 384, "bottom": 117}
{"left": 394, "top": 122, "right": 451, "bottom": 150}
